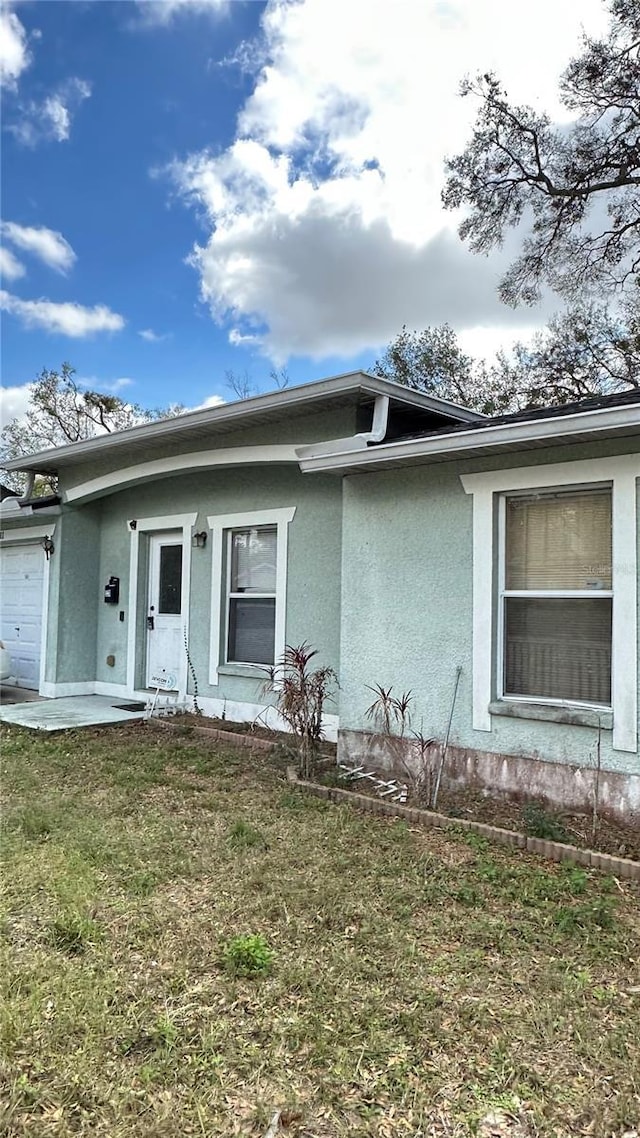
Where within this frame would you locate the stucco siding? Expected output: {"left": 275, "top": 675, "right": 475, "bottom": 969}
{"left": 90, "top": 466, "right": 342, "bottom": 708}
{"left": 61, "top": 407, "right": 359, "bottom": 493}
{"left": 52, "top": 508, "right": 102, "bottom": 683}
{"left": 339, "top": 445, "right": 639, "bottom": 778}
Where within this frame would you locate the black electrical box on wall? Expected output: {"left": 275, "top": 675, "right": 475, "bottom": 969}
{"left": 104, "top": 576, "right": 120, "bottom": 604}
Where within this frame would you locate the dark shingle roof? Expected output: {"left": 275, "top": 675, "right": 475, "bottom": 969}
{"left": 389, "top": 387, "right": 640, "bottom": 444}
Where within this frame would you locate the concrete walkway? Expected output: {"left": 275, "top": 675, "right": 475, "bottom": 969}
{"left": 0, "top": 695, "right": 147, "bottom": 732}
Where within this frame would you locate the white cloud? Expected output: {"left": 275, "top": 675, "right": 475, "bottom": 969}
{"left": 78, "top": 375, "right": 135, "bottom": 394}
{"left": 170, "top": 0, "right": 609, "bottom": 361}
{"left": 0, "top": 246, "right": 25, "bottom": 281}
{"left": 139, "top": 328, "right": 169, "bottom": 342}
{"left": 0, "top": 4, "right": 31, "bottom": 91}
{"left": 198, "top": 393, "right": 226, "bottom": 409}
{"left": 9, "top": 77, "right": 91, "bottom": 146}
{"left": 0, "top": 382, "right": 32, "bottom": 428}
{"left": 136, "top": 0, "right": 228, "bottom": 25}
{"left": 0, "top": 290, "right": 125, "bottom": 337}
{"left": 1, "top": 222, "right": 76, "bottom": 274}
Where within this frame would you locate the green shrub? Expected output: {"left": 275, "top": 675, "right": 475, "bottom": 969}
{"left": 223, "top": 933, "right": 274, "bottom": 976}
{"left": 522, "top": 801, "right": 570, "bottom": 843}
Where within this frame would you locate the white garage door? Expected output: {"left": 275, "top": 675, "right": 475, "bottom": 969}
{"left": 0, "top": 542, "right": 44, "bottom": 689}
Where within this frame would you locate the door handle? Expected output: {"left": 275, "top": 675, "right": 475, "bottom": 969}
{"left": 147, "top": 615, "right": 154, "bottom": 631}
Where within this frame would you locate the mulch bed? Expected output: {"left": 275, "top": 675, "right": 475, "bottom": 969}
{"left": 149, "top": 716, "right": 639, "bottom": 861}
{"left": 435, "top": 784, "right": 640, "bottom": 862}
{"left": 315, "top": 768, "right": 640, "bottom": 862}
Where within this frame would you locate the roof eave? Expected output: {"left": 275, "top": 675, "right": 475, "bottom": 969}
{"left": 298, "top": 403, "right": 640, "bottom": 474}
{"left": 3, "top": 371, "right": 481, "bottom": 475}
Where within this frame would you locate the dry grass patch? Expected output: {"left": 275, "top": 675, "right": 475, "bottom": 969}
{"left": 1, "top": 723, "right": 639, "bottom": 1137}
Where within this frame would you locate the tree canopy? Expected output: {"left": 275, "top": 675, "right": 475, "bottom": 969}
{"left": 1, "top": 363, "right": 183, "bottom": 494}
{"left": 442, "top": 0, "right": 640, "bottom": 306}
{"left": 373, "top": 304, "right": 640, "bottom": 416}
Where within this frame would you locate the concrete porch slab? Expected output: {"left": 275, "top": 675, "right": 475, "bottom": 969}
{"left": 0, "top": 695, "right": 146, "bottom": 732}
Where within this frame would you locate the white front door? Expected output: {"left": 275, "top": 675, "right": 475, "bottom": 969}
{"left": 146, "top": 533, "right": 184, "bottom": 690}
{"left": 0, "top": 542, "right": 44, "bottom": 689}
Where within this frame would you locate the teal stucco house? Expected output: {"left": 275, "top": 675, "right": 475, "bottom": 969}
{"left": 2, "top": 371, "right": 639, "bottom": 822}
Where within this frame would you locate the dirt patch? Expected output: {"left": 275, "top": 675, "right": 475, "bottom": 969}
{"left": 165, "top": 714, "right": 337, "bottom": 757}
{"left": 317, "top": 767, "right": 640, "bottom": 862}
{"left": 435, "top": 784, "right": 640, "bottom": 861}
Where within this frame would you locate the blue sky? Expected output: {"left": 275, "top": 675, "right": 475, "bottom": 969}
{"left": 1, "top": 0, "right": 609, "bottom": 422}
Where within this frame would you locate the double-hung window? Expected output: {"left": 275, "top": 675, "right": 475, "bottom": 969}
{"left": 500, "top": 487, "right": 613, "bottom": 706}
{"left": 208, "top": 507, "right": 295, "bottom": 685}
{"left": 226, "top": 525, "right": 278, "bottom": 666}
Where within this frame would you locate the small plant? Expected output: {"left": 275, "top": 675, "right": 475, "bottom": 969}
{"left": 227, "top": 820, "right": 268, "bottom": 851}
{"left": 522, "top": 801, "right": 570, "bottom": 843}
{"left": 262, "top": 643, "right": 338, "bottom": 779}
{"left": 365, "top": 684, "right": 414, "bottom": 736}
{"left": 403, "top": 729, "right": 437, "bottom": 805}
{"left": 49, "top": 910, "right": 102, "bottom": 955}
{"left": 553, "top": 898, "right": 615, "bottom": 933}
{"left": 152, "top": 1013, "right": 178, "bottom": 1051}
{"left": 222, "top": 933, "right": 274, "bottom": 976}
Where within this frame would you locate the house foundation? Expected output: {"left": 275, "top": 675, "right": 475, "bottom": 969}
{"left": 338, "top": 729, "right": 640, "bottom": 827}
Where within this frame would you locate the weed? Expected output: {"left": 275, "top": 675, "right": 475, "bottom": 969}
{"left": 227, "top": 820, "right": 268, "bottom": 851}
{"left": 127, "top": 869, "right": 160, "bottom": 896}
{"left": 222, "top": 933, "right": 274, "bottom": 976}
{"left": 7, "top": 803, "right": 57, "bottom": 840}
{"left": 49, "top": 910, "right": 102, "bottom": 955}
{"left": 554, "top": 898, "right": 616, "bottom": 933}
{"left": 522, "top": 801, "right": 570, "bottom": 843}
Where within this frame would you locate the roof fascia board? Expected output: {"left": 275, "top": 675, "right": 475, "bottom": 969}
{"left": 298, "top": 403, "right": 640, "bottom": 473}
{"left": 5, "top": 372, "right": 480, "bottom": 474}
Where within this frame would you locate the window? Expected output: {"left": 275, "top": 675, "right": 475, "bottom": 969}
{"left": 158, "top": 544, "right": 182, "bottom": 614}
{"left": 226, "top": 525, "right": 277, "bottom": 665}
{"left": 207, "top": 507, "right": 295, "bottom": 686}
{"left": 501, "top": 488, "right": 612, "bottom": 705}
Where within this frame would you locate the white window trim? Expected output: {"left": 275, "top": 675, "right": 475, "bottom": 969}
{"left": 461, "top": 454, "right": 639, "bottom": 753}
{"left": 496, "top": 489, "right": 614, "bottom": 710}
{"left": 126, "top": 513, "right": 197, "bottom": 696}
{"left": 207, "top": 507, "right": 296, "bottom": 685}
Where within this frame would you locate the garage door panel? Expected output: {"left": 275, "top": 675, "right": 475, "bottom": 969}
{"left": 0, "top": 542, "right": 44, "bottom": 689}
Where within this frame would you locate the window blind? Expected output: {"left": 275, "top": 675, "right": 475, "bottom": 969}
{"left": 506, "top": 490, "right": 612, "bottom": 591}
{"left": 504, "top": 597, "right": 612, "bottom": 704}
{"left": 231, "top": 526, "right": 277, "bottom": 594}
{"left": 227, "top": 525, "right": 278, "bottom": 665}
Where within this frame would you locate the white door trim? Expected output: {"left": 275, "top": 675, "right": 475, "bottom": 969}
{"left": 206, "top": 507, "right": 296, "bottom": 686}
{"left": 126, "top": 513, "right": 197, "bottom": 696}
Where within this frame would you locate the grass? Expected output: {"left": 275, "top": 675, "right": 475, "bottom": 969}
{"left": 0, "top": 723, "right": 639, "bottom": 1137}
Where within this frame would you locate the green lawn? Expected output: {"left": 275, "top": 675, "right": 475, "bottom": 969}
{"left": 1, "top": 723, "right": 639, "bottom": 1137}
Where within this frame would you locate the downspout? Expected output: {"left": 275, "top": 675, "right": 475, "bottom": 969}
{"left": 356, "top": 394, "right": 390, "bottom": 444}
{"left": 18, "top": 471, "right": 35, "bottom": 504}
{"left": 295, "top": 394, "right": 391, "bottom": 463}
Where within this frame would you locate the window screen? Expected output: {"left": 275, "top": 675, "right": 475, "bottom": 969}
{"left": 227, "top": 526, "right": 277, "bottom": 665}
{"left": 502, "top": 489, "right": 612, "bottom": 705}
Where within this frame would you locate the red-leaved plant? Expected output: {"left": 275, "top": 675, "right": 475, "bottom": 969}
{"left": 262, "top": 643, "right": 338, "bottom": 779}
